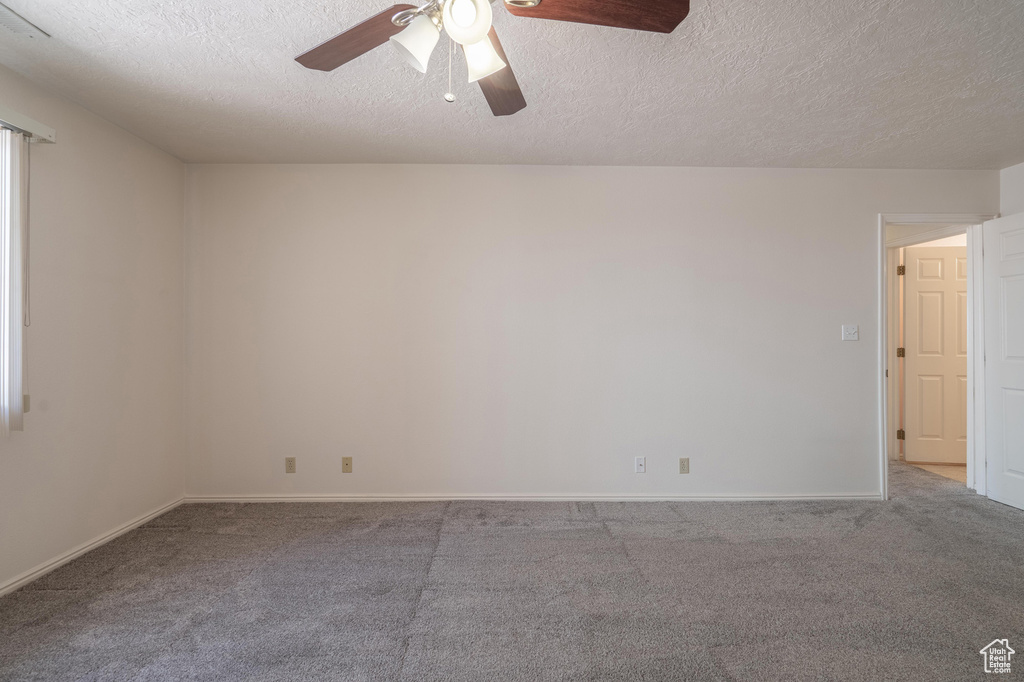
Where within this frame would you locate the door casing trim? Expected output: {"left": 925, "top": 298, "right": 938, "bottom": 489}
{"left": 878, "top": 214, "right": 996, "bottom": 500}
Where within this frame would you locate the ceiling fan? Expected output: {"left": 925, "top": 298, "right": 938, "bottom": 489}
{"left": 295, "top": 0, "right": 690, "bottom": 116}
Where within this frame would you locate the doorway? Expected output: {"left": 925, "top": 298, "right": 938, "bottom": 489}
{"left": 878, "top": 214, "right": 996, "bottom": 499}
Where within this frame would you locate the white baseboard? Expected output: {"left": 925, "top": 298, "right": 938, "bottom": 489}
{"left": 0, "top": 497, "right": 184, "bottom": 597}
{"left": 184, "top": 492, "right": 883, "bottom": 503}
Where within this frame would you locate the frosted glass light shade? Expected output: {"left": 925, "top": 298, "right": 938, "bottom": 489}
{"left": 390, "top": 15, "right": 440, "bottom": 73}
{"left": 443, "top": 0, "right": 492, "bottom": 45}
{"left": 464, "top": 35, "right": 506, "bottom": 82}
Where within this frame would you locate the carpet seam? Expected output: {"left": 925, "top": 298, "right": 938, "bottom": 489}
{"left": 395, "top": 499, "right": 450, "bottom": 681}
{"left": 599, "top": 516, "right": 742, "bottom": 682}
{"left": 121, "top": 510, "right": 321, "bottom": 681}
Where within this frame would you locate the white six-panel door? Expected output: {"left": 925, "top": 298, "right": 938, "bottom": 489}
{"left": 984, "top": 214, "right": 1024, "bottom": 510}
{"left": 904, "top": 245, "right": 968, "bottom": 464}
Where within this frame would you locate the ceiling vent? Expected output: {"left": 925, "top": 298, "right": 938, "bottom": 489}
{"left": 0, "top": 4, "right": 49, "bottom": 38}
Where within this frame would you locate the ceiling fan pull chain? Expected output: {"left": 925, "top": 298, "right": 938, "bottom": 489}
{"left": 444, "top": 38, "right": 456, "bottom": 102}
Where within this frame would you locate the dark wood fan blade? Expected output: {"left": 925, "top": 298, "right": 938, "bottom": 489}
{"left": 504, "top": 0, "right": 689, "bottom": 33}
{"left": 295, "top": 5, "right": 417, "bottom": 72}
{"left": 473, "top": 28, "right": 527, "bottom": 117}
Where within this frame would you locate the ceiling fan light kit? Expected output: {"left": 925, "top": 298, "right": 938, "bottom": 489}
{"left": 388, "top": 14, "right": 440, "bottom": 73}
{"left": 463, "top": 35, "right": 506, "bottom": 82}
{"left": 441, "top": 0, "right": 492, "bottom": 45}
{"left": 295, "top": 0, "right": 691, "bottom": 116}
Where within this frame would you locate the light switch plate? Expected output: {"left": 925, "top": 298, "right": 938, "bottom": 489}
{"left": 842, "top": 325, "right": 859, "bottom": 341}
{"left": 634, "top": 457, "right": 646, "bottom": 473}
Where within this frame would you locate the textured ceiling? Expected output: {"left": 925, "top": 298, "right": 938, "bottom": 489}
{"left": 0, "top": 0, "right": 1022, "bottom": 167}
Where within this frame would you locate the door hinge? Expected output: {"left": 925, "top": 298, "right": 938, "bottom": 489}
{"left": 897, "top": 264, "right": 905, "bottom": 276}
{"left": 896, "top": 347, "right": 905, "bottom": 357}
{"left": 896, "top": 429, "right": 905, "bottom": 440}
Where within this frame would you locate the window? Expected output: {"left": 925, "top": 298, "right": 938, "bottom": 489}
{"left": 0, "top": 127, "right": 26, "bottom": 435}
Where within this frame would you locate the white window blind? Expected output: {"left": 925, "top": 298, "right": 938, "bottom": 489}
{"left": 0, "top": 127, "right": 26, "bottom": 435}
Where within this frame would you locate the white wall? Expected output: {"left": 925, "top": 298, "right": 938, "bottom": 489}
{"left": 0, "top": 65, "right": 185, "bottom": 590}
{"left": 1002, "top": 161, "right": 1024, "bottom": 216}
{"left": 185, "top": 164, "right": 997, "bottom": 499}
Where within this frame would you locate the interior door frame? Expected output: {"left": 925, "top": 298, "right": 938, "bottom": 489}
{"left": 877, "top": 213, "right": 997, "bottom": 500}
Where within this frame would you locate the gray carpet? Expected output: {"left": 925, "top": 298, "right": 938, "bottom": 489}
{"left": 2, "top": 463, "right": 1023, "bottom": 681}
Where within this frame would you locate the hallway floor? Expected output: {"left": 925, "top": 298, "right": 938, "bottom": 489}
{"left": 910, "top": 463, "right": 968, "bottom": 484}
